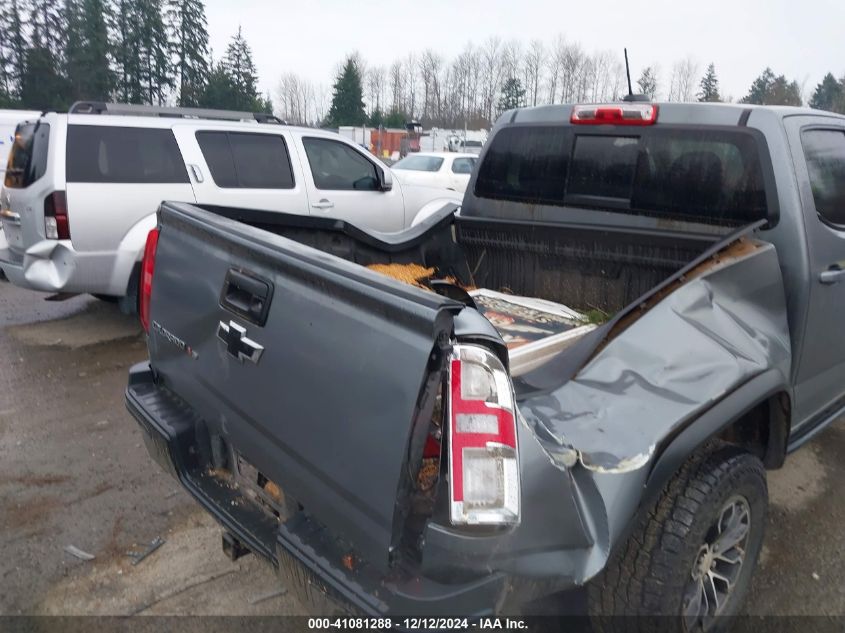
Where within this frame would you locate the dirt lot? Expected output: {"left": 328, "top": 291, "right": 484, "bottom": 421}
{"left": 1, "top": 280, "right": 844, "bottom": 616}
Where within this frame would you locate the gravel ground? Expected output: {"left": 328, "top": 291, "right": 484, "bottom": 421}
{"left": 1, "top": 280, "right": 844, "bottom": 617}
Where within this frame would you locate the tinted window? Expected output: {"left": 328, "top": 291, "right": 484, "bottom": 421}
{"left": 475, "top": 126, "right": 569, "bottom": 204}
{"left": 4, "top": 122, "right": 50, "bottom": 188}
{"left": 393, "top": 155, "right": 444, "bottom": 172}
{"left": 475, "top": 125, "right": 769, "bottom": 225}
{"left": 568, "top": 136, "right": 638, "bottom": 199}
{"left": 66, "top": 126, "right": 188, "bottom": 183}
{"left": 802, "top": 129, "right": 845, "bottom": 226}
{"left": 303, "top": 137, "right": 378, "bottom": 190}
{"left": 196, "top": 131, "right": 236, "bottom": 187}
{"left": 197, "top": 131, "right": 295, "bottom": 189}
{"left": 452, "top": 157, "right": 476, "bottom": 174}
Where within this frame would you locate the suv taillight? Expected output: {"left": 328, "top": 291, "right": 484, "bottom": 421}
{"left": 44, "top": 191, "right": 70, "bottom": 240}
{"left": 139, "top": 228, "right": 159, "bottom": 333}
{"left": 448, "top": 344, "right": 520, "bottom": 525}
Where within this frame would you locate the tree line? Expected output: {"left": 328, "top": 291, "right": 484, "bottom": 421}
{"left": 2, "top": 1, "right": 843, "bottom": 125}
{"left": 0, "top": 0, "right": 271, "bottom": 112}
{"left": 284, "top": 39, "right": 845, "bottom": 128}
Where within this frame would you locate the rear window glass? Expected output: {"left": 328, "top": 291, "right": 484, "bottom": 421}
{"left": 474, "top": 126, "right": 569, "bottom": 204}
{"left": 196, "top": 131, "right": 294, "bottom": 189}
{"left": 802, "top": 129, "right": 845, "bottom": 226}
{"left": 475, "top": 125, "right": 770, "bottom": 225}
{"left": 4, "top": 122, "right": 50, "bottom": 188}
{"left": 67, "top": 125, "right": 188, "bottom": 184}
{"left": 393, "top": 155, "right": 444, "bottom": 172}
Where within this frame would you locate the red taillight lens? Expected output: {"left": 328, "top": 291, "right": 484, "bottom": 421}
{"left": 570, "top": 103, "right": 658, "bottom": 126}
{"left": 139, "top": 228, "right": 159, "bottom": 333}
{"left": 44, "top": 191, "right": 70, "bottom": 240}
{"left": 448, "top": 344, "right": 520, "bottom": 525}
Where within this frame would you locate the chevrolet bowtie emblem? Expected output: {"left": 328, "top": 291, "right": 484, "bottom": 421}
{"left": 217, "top": 320, "right": 264, "bottom": 364}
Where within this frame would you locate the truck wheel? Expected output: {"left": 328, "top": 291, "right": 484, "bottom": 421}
{"left": 588, "top": 443, "right": 767, "bottom": 632}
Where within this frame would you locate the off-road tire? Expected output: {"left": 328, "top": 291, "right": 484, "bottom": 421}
{"left": 588, "top": 442, "right": 767, "bottom": 633}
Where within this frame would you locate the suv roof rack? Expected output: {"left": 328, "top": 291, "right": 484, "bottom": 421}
{"left": 68, "top": 101, "right": 285, "bottom": 124}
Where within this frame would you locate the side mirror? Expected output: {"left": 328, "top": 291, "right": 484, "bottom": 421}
{"left": 379, "top": 167, "right": 394, "bottom": 192}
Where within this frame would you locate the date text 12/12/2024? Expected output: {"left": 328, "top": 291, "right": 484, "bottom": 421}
{"left": 307, "top": 617, "right": 529, "bottom": 630}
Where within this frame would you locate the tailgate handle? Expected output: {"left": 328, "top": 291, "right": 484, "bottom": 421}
{"left": 220, "top": 269, "right": 274, "bottom": 326}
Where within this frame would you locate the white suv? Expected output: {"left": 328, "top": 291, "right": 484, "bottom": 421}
{"left": 0, "top": 102, "right": 461, "bottom": 310}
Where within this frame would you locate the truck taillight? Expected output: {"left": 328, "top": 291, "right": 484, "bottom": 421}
{"left": 44, "top": 191, "right": 70, "bottom": 240}
{"left": 570, "top": 103, "right": 658, "bottom": 126}
{"left": 139, "top": 228, "right": 159, "bottom": 333}
{"left": 448, "top": 344, "right": 520, "bottom": 525}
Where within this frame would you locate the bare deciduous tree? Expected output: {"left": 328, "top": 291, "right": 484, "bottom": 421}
{"left": 480, "top": 36, "right": 503, "bottom": 123}
{"left": 272, "top": 38, "right": 720, "bottom": 127}
{"left": 523, "top": 39, "right": 544, "bottom": 106}
{"left": 366, "top": 65, "right": 386, "bottom": 116}
{"left": 668, "top": 57, "right": 699, "bottom": 102}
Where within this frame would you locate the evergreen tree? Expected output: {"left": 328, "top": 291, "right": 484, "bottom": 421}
{"left": 136, "top": 0, "right": 172, "bottom": 104}
{"left": 197, "top": 59, "right": 238, "bottom": 109}
{"left": 325, "top": 56, "right": 366, "bottom": 127}
{"left": 26, "top": 0, "right": 64, "bottom": 55}
{"left": 165, "top": 0, "right": 209, "bottom": 106}
{"left": 112, "top": 0, "right": 144, "bottom": 103}
{"left": 20, "top": 46, "right": 70, "bottom": 109}
{"left": 741, "top": 68, "right": 802, "bottom": 106}
{"left": 219, "top": 26, "right": 260, "bottom": 110}
{"left": 20, "top": 0, "right": 69, "bottom": 108}
{"left": 66, "top": 0, "right": 114, "bottom": 101}
{"left": 0, "top": 0, "right": 28, "bottom": 98}
{"left": 741, "top": 68, "right": 775, "bottom": 104}
{"left": 697, "top": 63, "right": 721, "bottom": 102}
{"left": 368, "top": 109, "right": 384, "bottom": 127}
{"left": 498, "top": 76, "right": 525, "bottom": 113}
{"left": 383, "top": 108, "right": 405, "bottom": 128}
{"left": 260, "top": 91, "right": 273, "bottom": 114}
{"left": 809, "top": 73, "right": 845, "bottom": 113}
{"left": 637, "top": 67, "right": 658, "bottom": 99}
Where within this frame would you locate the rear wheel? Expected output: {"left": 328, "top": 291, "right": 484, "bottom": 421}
{"left": 588, "top": 443, "right": 767, "bottom": 632}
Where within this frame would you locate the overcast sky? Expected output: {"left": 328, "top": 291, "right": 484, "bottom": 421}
{"left": 204, "top": 0, "right": 843, "bottom": 103}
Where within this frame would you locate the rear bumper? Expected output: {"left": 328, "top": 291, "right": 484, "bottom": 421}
{"left": 124, "top": 362, "right": 512, "bottom": 616}
{"left": 0, "top": 238, "right": 131, "bottom": 296}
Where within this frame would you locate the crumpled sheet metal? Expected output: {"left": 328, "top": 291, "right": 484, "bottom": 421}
{"left": 520, "top": 241, "right": 791, "bottom": 473}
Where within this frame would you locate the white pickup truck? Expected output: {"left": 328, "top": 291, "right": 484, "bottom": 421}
{"left": 0, "top": 102, "right": 461, "bottom": 310}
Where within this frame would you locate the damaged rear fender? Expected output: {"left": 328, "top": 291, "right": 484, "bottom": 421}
{"left": 618, "top": 367, "right": 788, "bottom": 559}
{"left": 515, "top": 239, "right": 790, "bottom": 573}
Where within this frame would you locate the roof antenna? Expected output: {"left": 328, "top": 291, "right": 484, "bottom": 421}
{"left": 622, "top": 49, "right": 649, "bottom": 102}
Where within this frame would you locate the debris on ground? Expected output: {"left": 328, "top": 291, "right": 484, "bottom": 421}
{"left": 126, "top": 536, "right": 165, "bottom": 566}
{"left": 64, "top": 545, "right": 95, "bottom": 561}
{"left": 247, "top": 588, "right": 288, "bottom": 606}
{"left": 366, "top": 263, "right": 435, "bottom": 288}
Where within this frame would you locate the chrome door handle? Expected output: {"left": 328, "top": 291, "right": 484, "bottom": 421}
{"left": 820, "top": 266, "right": 845, "bottom": 284}
{"left": 311, "top": 199, "right": 334, "bottom": 210}
{"left": 188, "top": 164, "right": 204, "bottom": 183}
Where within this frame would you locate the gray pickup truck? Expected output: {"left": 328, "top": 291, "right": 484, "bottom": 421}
{"left": 126, "top": 101, "right": 845, "bottom": 629}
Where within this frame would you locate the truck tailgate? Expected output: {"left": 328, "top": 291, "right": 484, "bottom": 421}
{"left": 147, "top": 202, "right": 461, "bottom": 569}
